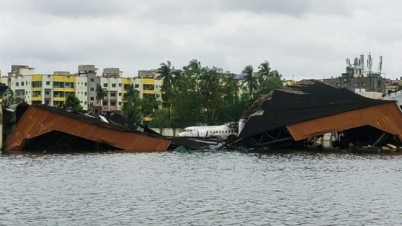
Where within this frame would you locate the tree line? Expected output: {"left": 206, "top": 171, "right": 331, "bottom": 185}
{"left": 3, "top": 59, "right": 284, "bottom": 128}
{"left": 120, "top": 59, "right": 284, "bottom": 128}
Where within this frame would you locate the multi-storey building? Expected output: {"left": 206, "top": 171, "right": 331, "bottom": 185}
{"left": 99, "top": 68, "right": 132, "bottom": 112}
{"left": 136, "top": 70, "right": 163, "bottom": 102}
{"left": 2, "top": 65, "right": 169, "bottom": 121}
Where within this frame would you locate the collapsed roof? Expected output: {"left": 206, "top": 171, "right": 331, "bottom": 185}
{"left": 5, "top": 105, "right": 171, "bottom": 152}
{"left": 238, "top": 80, "right": 402, "bottom": 145}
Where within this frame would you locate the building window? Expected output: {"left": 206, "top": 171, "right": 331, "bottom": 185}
{"left": 32, "top": 81, "right": 42, "bottom": 87}
{"left": 353, "top": 82, "right": 359, "bottom": 88}
{"left": 111, "top": 92, "right": 116, "bottom": 97}
{"left": 118, "top": 83, "right": 122, "bottom": 87}
{"left": 362, "top": 82, "right": 367, "bottom": 88}
{"left": 143, "top": 84, "right": 154, "bottom": 90}
{"left": 90, "top": 87, "right": 94, "bottom": 91}
{"left": 103, "top": 101, "right": 107, "bottom": 106}
{"left": 90, "top": 97, "right": 94, "bottom": 100}
{"left": 32, "top": 91, "right": 41, "bottom": 97}
{"left": 46, "top": 81, "right": 50, "bottom": 85}
{"left": 53, "top": 82, "right": 64, "bottom": 88}
{"left": 112, "top": 83, "right": 116, "bottom": 88}
{"left": 119, "top": 93, "right": 122, "bottom": 96}
{"left": 16, "top": 82, "right": 19, "bottom": 86}
{"left": 119, "top": 102, "right": 122, "bottom": 105}
{"left": 103, "top": 83, "right": 107, "bottom": 88}
{"left": 85, "top": 92, "right": 87, "bottom": 95}
{"left": 85, "top": 83, "right": 87, "bottom": 86}
{"left": 90, "top": 78, "right": 95, "bottom": 82}
{"left": 134, "top": 84, "right": 139, "bottom": 88}
{"left": 111, "top": 102, "right": 116, "bottom": 106}
{"left": 45, "top": 90, "right": 50, "bottom": 95}
{"left": 21, "top": 82, "right": 24, "bottom": 86}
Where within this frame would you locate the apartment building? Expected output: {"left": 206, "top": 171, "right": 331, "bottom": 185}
{"left": 136, "top": 70, "right": 163, "bottom": 101}
{"left": 2, "top": 65, "right": 164, "bottom": 119}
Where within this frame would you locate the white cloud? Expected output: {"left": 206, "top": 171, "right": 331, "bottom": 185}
{"left": 0, "top": 0, "right": 401, "bottom": 80}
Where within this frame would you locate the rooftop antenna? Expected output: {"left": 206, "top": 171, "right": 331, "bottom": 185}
{"left": 367, "top": 52, "right": 373, "bottom": 76}
{"left": 378, "top": 55, "right": 383, "bottom": 77}
{"left": 345, "top": 58, "right": 351, "bottom": 67}
{"left": 359, "top": 54, "right": 365, "bottom": 74}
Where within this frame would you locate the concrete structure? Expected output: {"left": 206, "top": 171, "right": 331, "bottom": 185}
{"left": 2, "top": 65, "right": 168, "bottom": 124}
{"left": 136, "top": 70, "right": 163, "bottom": 102}
{"left": 323, "top": 66, "right": 386, "bottom": 93}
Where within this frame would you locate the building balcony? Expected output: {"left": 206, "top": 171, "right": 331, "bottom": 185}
{"left": 32, "top": 96, "right": 42, "bottom": 101}
{"left": 142, "top": 78, "right": 155, "bottom": 85}
{"left": 64, "top": 87, "right": 75, "bottom": 92}
{"left": 53, "top": 87, "right": 65, "bottom": 92}
{"left": 143, "top": 89, "right": 155, "bottom": 95}
{"left": 32, "top": 75, "right": 43, "bottom": 81}
{"left": 53, "top": 97, "right": 65, "bottom": 101}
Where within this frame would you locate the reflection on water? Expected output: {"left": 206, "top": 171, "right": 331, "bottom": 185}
{"left": 1, "top": 151, "right": 402, "bottom": 225}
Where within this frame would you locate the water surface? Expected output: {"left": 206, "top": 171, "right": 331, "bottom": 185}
{"left": 1, "top": 151, "right": 401, "bottom": 225}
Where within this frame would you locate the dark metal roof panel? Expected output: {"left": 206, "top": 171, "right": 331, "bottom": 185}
{"left": 239, "top": 80, "right": 394, "bottom": 138}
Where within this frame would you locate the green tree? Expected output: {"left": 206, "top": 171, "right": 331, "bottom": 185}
{"left": 148, "top": 59, "right": 285, "bottom": 128}
{"left": 214, "top": 72, "right": 244, "bottom": 124}
{"left": 121, "top": 84, "right": 142, "bottom": 123}
{"left": 3, "top": 89, "right": 21, "bottom": 107}
{"left": 65, "top": 94, "right": 83, "bottom": 110}
{"left": 96, "top": 84, "right": 107, "bottom": 104}
{"left": 149, "top": 109, "right": 170, "bottom": 128}
{"left": 255, "top": 70, "right": 283, "bottom": 98}
{"left": 140, "top": 95, "right": 159, "bottom": 116}
{"left": 241, "top": 65, "right": 257, "bottom": 100}
{"left": 157, "top": 61, "right": 175, "bottom": 124}
{"left": 198, "top": 67, "right": 223, "bottom": 124}
{"left": 257, "top": 61, "right": 271, "bottom": 84}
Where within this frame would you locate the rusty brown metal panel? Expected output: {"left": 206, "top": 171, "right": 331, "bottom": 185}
{"left": 6, "top": 106, "right": 170, "bottom": 152}
{"left": 287, "top": 102, "right": 402, "bottom": 141}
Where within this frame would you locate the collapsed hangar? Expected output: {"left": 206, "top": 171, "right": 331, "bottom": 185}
{"left": 234, "top": 80, "right": 402, "bottom": 150}
{"left": 5, "top": 104, "right": 172, "bottom": 153}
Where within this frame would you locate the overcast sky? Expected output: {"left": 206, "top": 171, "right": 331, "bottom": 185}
{"left": 0, "top": 0, "right": 401, "bottom": 80}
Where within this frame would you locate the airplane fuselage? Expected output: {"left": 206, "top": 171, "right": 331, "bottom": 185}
{"left": 178, "top": 123, "right": 238, "bottom": 140}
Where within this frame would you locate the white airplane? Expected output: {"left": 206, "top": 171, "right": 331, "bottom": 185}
{"left": 178, "top": 122, "right": 238, "bottom": 140}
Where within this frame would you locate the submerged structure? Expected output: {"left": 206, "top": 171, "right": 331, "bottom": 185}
{"left": 4, "top": 105, "right": 171, "bottom": 153}
{"left": 234, "top": 80, "right": 402, "bottom": 151}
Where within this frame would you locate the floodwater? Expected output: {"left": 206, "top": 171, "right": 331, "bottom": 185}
{"left": 1, "top": 151, "right": 402, "bottom": 225}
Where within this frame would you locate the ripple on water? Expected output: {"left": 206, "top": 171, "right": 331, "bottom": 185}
{"left": 1, "top": 152, "right": 402, "bottom": 225}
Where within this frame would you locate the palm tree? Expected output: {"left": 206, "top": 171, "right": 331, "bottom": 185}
{"left": 156, "top": 61, "right": 174, "bottom": 124}
{"left": 96, "top": 83, "right": 107, "bottom": 104}
{"left": 121, "top": 84, "right": 142, "bottom": 123}
{"left": 241, "top": 65, "right": 257, "bottom": 100}
{"left": 258, "top": 61, "right": 271, "bottom": 80}
{"left": 124, "top": 84, "right": 139, "bottom": 99}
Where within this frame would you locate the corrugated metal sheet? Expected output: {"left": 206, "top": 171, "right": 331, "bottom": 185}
{"left": 287, "top": 102, "right": 402, "bottom": 141}
{"left": 6, "top": 106, "right": 171, "bottom": 152}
